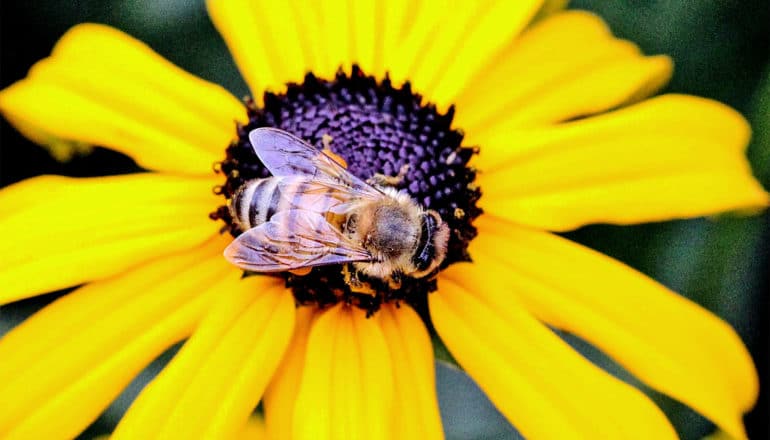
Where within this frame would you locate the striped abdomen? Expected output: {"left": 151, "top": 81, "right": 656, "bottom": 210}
{"left": 229, "top": 177, "right": 346, "bottom": 231}
{"left": 229, "top": 178, "right": 283, "bottom": 230}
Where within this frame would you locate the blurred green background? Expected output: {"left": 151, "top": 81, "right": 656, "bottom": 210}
{"left": 1, "top": 1, "right": 768, "bottom": 438}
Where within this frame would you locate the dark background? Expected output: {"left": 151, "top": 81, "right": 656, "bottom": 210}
{"left": 1, "top": 1, "right": 768, "bottom": 438}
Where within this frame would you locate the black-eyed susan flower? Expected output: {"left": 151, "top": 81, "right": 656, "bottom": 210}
{"left": 0, "top": 1, "right": 765, "bottom": 439}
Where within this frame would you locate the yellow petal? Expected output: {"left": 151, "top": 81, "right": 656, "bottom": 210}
{"left": 2, "top": 111, "right": 92, "bottom": 162}
{"left": 477, "top": 94, "right": 768, "bottom": 231}
{"left": 316, "top": 0, "right": 353, "bottom": 78}
{"left": 531, "top": 0, "right": 570, "bottom": 21}
{"left": 239, "top": 414, "right": 268, "bottom": 440}
{"left": 431, "top": 273, "right": 677, "bottom": 439}
{"left": 375, "top": 0, "right": 410, "bottom": 78}
{"left": 207, "top": 0, "right": 318, "bottom": 96}
{"left": 426, "top": 0, "right": 543, "bottom": 109}
{"left": 290, "top": 1, "right": 337, "bottom": 79}
{"left": 263, "top": 307, "right": 317, "bottom": 440}
{"left": 0, "top": 174, "right": 220, "bottom": 305}
{"left": 378, "top": 304, "right": 444, "bottom": 440}
{"left": 114, "top": 276, "right": 293, "bottom": 439}
{"left": 292, "top": 304, "right": 393, "bottom": 440}
{"left": 386, "top": 0, "right": 445, "bottom": 87}
{"left": 349, "top": 0, "right": 377, "bottom": 74}
{"left": 0, "top": 24, "right": 244, "bottom": 175}
{"left": 391, "top": 0, "right": 542, "bottom": 110}
{"left": 0, "top": 236, "right": 233, "bottom": 440}
{"left": 470, "top": 215, "right": 758, "bottom": 439}
{"left": 455, "top": 11, "right": 671, "bottom": 137}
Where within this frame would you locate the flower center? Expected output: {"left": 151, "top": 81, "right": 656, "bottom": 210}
{"left": 211, "top": 66, "right": 481, "bottom": 314}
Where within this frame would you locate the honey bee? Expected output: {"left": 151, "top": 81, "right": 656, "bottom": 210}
{"left": 224, "top": 128, "right": 450, "bottom": 288}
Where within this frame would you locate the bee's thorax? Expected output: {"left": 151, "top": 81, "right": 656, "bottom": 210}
{"left": 365, "top": 204, "right": 420, "bottom": 259}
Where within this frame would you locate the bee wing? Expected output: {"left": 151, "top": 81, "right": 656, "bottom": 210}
{"left": 273, "top": 176, "right": 379, "bottom": 215}
{"left": 224, "top": 209, "right": 373, "bottom": 272}
{"left": 249, "top": 127, "right": 382, "bottom": 198}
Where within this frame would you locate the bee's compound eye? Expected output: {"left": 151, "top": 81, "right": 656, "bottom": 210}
{"left": 412, "top": 213, "right": 438, "bottom": 272}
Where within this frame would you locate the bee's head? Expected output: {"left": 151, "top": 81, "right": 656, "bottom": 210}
{"left": 410, "top": 210, "right": 449, "bottom": 278}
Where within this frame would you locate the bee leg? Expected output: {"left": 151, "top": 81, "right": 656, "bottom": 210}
{"left": 342, "top": 264, "right": 378, "bottom": 296}
{"left": 387, "top": 273, "right": 403, "bottom": 290}
{"left": 367, "top": 164, "right": 410, "bottom": 187}
{"left": 352, "top": 282, "right": 378, "bottom": 296}
{"left": 342, "top": 263, "right": 355, "bottom": 286}
{"left": 321, "top": 133, "right": 333, "bottom": 150}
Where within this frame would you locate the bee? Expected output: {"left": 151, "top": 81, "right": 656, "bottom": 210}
{"left": 224, "top": 128, "right": 450, "bottom": 289}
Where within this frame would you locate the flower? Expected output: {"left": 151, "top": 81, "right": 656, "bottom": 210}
{"left": 0, "top": 1, "right": 765, "bottom": 439}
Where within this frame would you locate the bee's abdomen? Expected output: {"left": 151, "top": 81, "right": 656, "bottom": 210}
{"left": 230, "top": 178, "right": 281, "bottom": 230}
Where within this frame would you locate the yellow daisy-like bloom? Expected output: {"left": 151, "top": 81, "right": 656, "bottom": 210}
{"left": 0, "top": 1, "right": 765, "bottom": 439}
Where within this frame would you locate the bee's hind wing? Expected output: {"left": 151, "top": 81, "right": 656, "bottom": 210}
{"left": 224, "top": 209, "right": 373, "bottom": 273}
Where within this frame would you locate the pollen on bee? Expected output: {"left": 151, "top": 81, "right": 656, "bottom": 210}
{"left": 321, "top": 133, "right": 348, "bottom": 169}
{"left": 290, "top": 267, "right": 313, "bottom": 276}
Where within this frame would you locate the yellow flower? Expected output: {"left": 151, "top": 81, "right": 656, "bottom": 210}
{"left": 0, "top": 1, "right": 765, "bottom": 439}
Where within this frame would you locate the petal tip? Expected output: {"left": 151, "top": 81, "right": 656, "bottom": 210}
{"left": 51, "top": 22, "right": 125, "bottom": 56}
